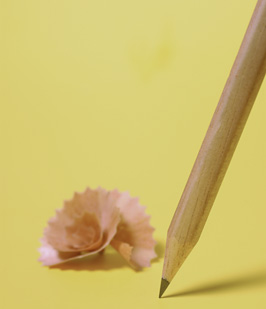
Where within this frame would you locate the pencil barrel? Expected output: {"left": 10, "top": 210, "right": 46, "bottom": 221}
{"left": 163, "top": 0, "right": 266, "bottom": 283}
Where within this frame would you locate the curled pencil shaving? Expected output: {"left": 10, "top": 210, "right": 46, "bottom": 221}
{"left": 39, "top": 187, "right": 156, "bottom": 268}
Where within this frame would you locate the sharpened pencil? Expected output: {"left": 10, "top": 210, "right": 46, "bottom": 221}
{"left": 160, "top": 0, "right": 266, "bottom": 298}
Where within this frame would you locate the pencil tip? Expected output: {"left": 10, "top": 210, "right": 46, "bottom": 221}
{"left": 159, "top": 278, "right": 170, "bottom": 298}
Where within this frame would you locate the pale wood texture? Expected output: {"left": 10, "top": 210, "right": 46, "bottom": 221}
{"left": 162, "top": 0, "right": 266, "bottom": 284}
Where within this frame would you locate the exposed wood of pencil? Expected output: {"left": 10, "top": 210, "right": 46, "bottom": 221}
{"left": 160, "top": 0, "right": 266, "bottom": 298}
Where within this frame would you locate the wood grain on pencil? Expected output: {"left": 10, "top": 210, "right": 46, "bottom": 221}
{"left": 161, "top": 0, "right": 266, "bottom": 296}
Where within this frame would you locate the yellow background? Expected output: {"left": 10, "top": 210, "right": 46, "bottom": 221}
{"left": 1, "top": 0, "right": 266, "bottom": 308}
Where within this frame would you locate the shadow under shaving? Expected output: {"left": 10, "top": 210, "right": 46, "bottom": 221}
{"left": 50, "top": 251, "right": 129, "bottom": 271}
{"left": 165, "top": 268, "right": 266, "bottom": 298}
{"left": 50, "top": 239, "right": 164, "bottom": 272}
{"left": 153, "top": 239, "right": 165, "bottom": 263}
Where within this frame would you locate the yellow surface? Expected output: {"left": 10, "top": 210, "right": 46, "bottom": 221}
{"left": 1, "top": 0, "right": 266, "bottom": 308}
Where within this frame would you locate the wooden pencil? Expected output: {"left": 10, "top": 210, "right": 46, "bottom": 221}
{"left": 160, "top": 0, "right": 266, "bottom": 298}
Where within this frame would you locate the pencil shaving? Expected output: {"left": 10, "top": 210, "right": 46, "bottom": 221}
{"left": 38, "top": 187, "right": 156, "bottom": 269}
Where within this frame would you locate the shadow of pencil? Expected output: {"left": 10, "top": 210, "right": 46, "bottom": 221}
{"left": 165, "top": 268, "right": 266, "bottom": 298}
{"left": 49, "top": 239, "right": 164, "bottom": 272}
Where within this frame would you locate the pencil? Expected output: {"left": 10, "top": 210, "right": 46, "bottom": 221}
{"left": 159, "top": 0, "right": 266, "bottom": 298}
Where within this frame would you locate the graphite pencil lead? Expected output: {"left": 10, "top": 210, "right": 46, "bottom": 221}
{"left": 159, "top": 278, "right": 170, "bottom": 298}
